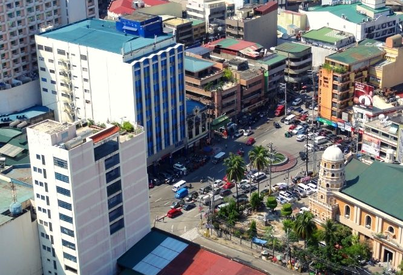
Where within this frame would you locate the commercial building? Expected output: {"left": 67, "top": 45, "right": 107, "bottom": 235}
{"left": 275, "top": 42, "right": 312, "bottom": 88}
{"left": 225, "top": 2, "right": 278, "bottom": 49}
{"left": 164, "top": 18, "right": 194, "bottom": 46}
{"left": 27, "top": 119, "right": 150, "bottom": 275}
{"left": 233, "top": 68, "right": 265, "bottom": 113}
{"left": 0, "top": 167, "right": 41, "bottom": 275}
{"left": 36, "top": 14, "right": 186, "bottom": 164}
{"left": 256, "top": 53, "right": 287, "bottom": 100}
{"left": 318, "top": 39, "right": 384, "bottom": 123}
{"left": 190, "top": 19, "right": 207, "bottom": 43}
{"left": 310, "top": 146, "right": 403, "bottom": 270}
{"left": 186, "top": 99, "right": 209, "bottom": 149}
{"left": 277, "top": 10, "right": 307, "bottom": 35}
{"left": 300, "top": 0, "right": 401, "bottom": 42}
{"left": 0, "top": 0, "right": 98, "bottom": 115}
{"left": 186, "top": 0, "right": 226, "bottom": 29}
{"left": 205, "top": 38, "right": 264, "bottom": 59}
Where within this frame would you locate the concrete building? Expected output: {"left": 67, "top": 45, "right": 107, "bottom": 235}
{"left": 205, "top": 38, "right": 264, "bottom": 59}
{"left": 256, "top": 53, "right": 287, "bottom": 100}
{"left": 234, "top": 68, "right": 265, "bottom": 113}
{"left": 277, "top": 9, "right": 307, "bottom": 35}
{"left": 275, "top": 42, "right": 312, "bottom": 88}
{"left": 186, "top": 0, "right": 226, "bottom": 29}
{"left": 300, "top": 0, "right": 401, "bottom": 42}
{"left": 0, "top": 167, "right": 41, "bottom": 275}
{"left": 27, "top": 119, "right": 150, "bottom": 275}
{"left": 0, "top": 0, "right": 98, "bottom": 115}
{"left": 310, "top": 146, "right": 403, "bottom": 270}
{"left": 35, "top": 14, "right": 186, "bottom": 164}
{"left": 186, "top": 99, "right": 209, "bottom": 149}
{"left": 164, "top": 18, "right": 194, "bottom": 46}
{"left": 225, "top": 2, "right": 278, "bottom": 49}
{"left": 190, "top": 19, "right": 207, "bottom": 43}
{"left": 318, "top": 39, "right": 384, "bottom": 123}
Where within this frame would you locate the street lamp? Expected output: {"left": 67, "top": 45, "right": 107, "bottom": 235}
{"left": 279, "top": 82, "right": 287, "bottom": 116}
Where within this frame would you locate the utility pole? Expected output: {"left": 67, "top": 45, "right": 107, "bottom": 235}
{"left": 305, "top": 132, "right": 309, "bottom": 175}
{"left": 207, "top": 176, "right": 215, "bottom": 233}
{"left": 268, "top": 143, "right": 274, "bottom": 193}
{"left": 308, "top": 69, "right": 317, "bottom": 174}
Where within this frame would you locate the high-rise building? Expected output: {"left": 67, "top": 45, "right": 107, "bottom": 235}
{"left": 0, "top": 0, "right": 98, "bottom": 115}
{"left": 27, "top": 119, "right": 150, "bottom": 275}
{"left": 35, "top": 13, "right": 186, "bottom": 164}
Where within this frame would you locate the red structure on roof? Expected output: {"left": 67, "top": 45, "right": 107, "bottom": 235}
{"left": 90, "top": 126, "right": 120, "bottom": 144}
{"left": 109, "top": 0, "right": 135, "bottom": 15}
{"left": 143, "top": 0, "right": 168, "bottom": 6}
{"left": 254, "top": 2, "right": 278, "bottom": 15}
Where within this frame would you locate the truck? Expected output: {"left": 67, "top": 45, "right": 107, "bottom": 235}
{"left": 175, "top": 187, "right": 189, "bottom": 199}
{"left": 275, "top": 105, "right": 285, "bottom": 117}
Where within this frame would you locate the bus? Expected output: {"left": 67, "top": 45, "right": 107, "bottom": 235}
{"left": 172, "top": 180, "right": 187, "bottom": 192}
{"left": 284, "top": 114, "right": 296, "bottom": 125}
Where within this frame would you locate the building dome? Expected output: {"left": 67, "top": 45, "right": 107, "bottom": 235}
{"left": 322, "top": 145, "right": 344, "bottom": 162}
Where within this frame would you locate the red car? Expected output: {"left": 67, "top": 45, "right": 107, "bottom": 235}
{"left": 300, "top": 114, "right": 308, "bottom": 121}
{"left": 237, "top": 148, "right": 245, "bottom": 156}
{"left": 288, "top": 124, "right": 296, "bottom": 131}
{"left": 167, "top": 208, "right": 182, "bottom": 218}
{"left": 246, "top": 137, "right": 255, "bottom": 146}
{"left": 223, "top": 182, "right": 235, "bottom": 190}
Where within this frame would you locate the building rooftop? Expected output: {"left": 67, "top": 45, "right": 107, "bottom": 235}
{"left": 186, "top": 99, "right": 207, "bottom": 116}
{"left": 164, "top": 18, "right": 190, "bottom": 27}
{"left": 0, "top": 178, "right": 33, "bottom": 226}
{"left": 40, "top": 19, "right": 172, "bottom": 56}
{"left": 254, "top": 1, "right": 278, "bottom": 14}
{"left": 108, "top": 0, "right": 135, "bottom": 14}
{"left": 0, "top": 128, "right": 30, "bottom": 166}
{"left": 207, "top": 38, "right": 263, "bottom": 52}
{"left": 117, "top": 228, "right": 266, "bottom": 275}
{"left": 342, "top": 158, "right": 403, "bottom": 220}
{"left": 326, "top": 39, "right": 384, "bottom": 65}
{"left": 185, "top": 46, "right": 211, "bottom": 56}
{"left": 184, "top": 56, "right": 215, "bottom": 73}
{"left": 238, "top": 69, "right": 262, "bottom": 80}
{"left": 302, "top": 27, "right": 354, "bottom": 44}
{"left": 189, "top": 19, "right": 205, "bottom": 26}
{"left": 30, "top": 120, "right": 68, "bottom": 135}
{"left": 257, "top": 54, "right": 287, "bottom": 66}
{"left": 122, "top": 12, "right": 158, "bottom": 22}
{"left": 308, "top": 3, "right": 394, "bottom": 24}
{"left": 275, "top": 42, "right": 311, "bottom": 53}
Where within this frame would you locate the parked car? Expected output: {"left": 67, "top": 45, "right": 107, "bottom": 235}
{"left": 292, "top": 125, "right": 303, "bottom": 135}
{"left": 213, "top": 180, "right": 224, "bottom": 188}
{"left": 276, "top": 196, "right": 287, "bottom": 204}
{"left": 237, "top": 179, "right": 249, "bottom": 188}
{"left": 251, "top": 172, "right": 267, "bottom": 182}
{"left": 288, "top": 124, "right": 297, "bottom": 131}
{"left": 167, "top": 208, "right": 182, "bottom": 218}
{"left": 199, "top": 186, "right": 212, "bottom": 194}
{"left": 279, "top": 191, "right": 296, "bottom": 203}
{"left": 244, "top": 129, "right": 254, "bottom": 136}
{"left": 233, "top": 193, "right": 248, "bottom": 200}
{"left": 292, "top": 98, "right": 303, "bottom": 106}
{"left": 296, "top": 134, "right": 306, "bottom": 142}
{"left": 171, "top": 200, "right": 184, "bottom": 209}
{"left": 182, "top": 203, "right": 196, "bottom": 211}
{"left": 220, "top": 189, "right": 232, "bottom": 197}
{"left": 235, "top": 129, "right": 244, "bottom": 138}
{"left": 304, "top": 143, "right": 315, "bottom": 152}
{"left": 185, "top": 191, "right": 199, "bottom": 202}
{"left": 299, "top": 151, "right": 307, "bottom": 161}
{"left": 173, "top": 163, "right": 187, "bottom": 175}
{"left": 241, "top": 184, "right": 257, "bottom": 193}
{"left": 274, "top": 122, "right": 281, "bottom": 129}
{"left": 246, "top": 137, "right": 256, "bottom": 146}
{"left": 307, "top": 183, "right": 318, "bottom": 192}
{"left": 223, "top": 182, "right": 235, "bottom": 190}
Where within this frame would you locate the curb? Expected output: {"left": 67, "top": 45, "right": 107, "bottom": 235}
{"left": 271, "top": 151, "right": 298, "bottom": 173}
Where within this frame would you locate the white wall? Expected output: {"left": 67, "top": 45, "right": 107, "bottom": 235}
{"left": 0, "top": 80, "right": 41, "bottom": 115}
{"left": 0, "top": 211, "right": 42, "bottom": 275}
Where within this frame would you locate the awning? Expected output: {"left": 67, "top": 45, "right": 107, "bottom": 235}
{"left": 211, "top": 115, "right": 230, "bottom": 130}
{"left": 0, "top": 144, "right": 24, "bottom": 157}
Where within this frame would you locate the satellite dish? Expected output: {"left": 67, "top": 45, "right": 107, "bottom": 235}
{"left": 378, "top": 114, "right": 385, "bottom": 120}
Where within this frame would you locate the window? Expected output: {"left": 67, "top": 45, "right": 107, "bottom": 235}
{"left": 105, "top": 154, "right": 120, "bottom": 170}
{"left": 59, "top": 213, "right": 73, "bottom": 224}
{"left": 106, "top": 167, "right": 120, "bottom": 183}
{"left": 109, "top": 206, "right": 123, "bottom": 223}
{"left": 57, "top": 49, "right": 65, "bottom": 55}
{"left": 58, "top": 200, "right": 72, "bottom": 211}
{"left": 36, "top": 154, "right": 41, "bottom": 160}
{"left": 365, "top": 216, "right": 372, "bottom": 228}
{"left": 63, "top": 252, "right": 77, "bottom": 263}
{"left": 345, "top": 205, "right": 350, "bottom": 219}
{"left": 108, "top": 193, "right": 122, "bottom": 209}
{"left": 107, "top": 180, "right": 121, "bottom": 197}
{"left": 110, "top": 218, "right": 124, "bottom": 235}
{"left": 80, "top": 55, "right": 87, "bottom": 61}
{"left": 65, "top": 265, "right": 77, "bottom": 274}
{"left": 40, "top": 67, "right": 46, "bottom": 71}
{"left": 56, "top": 186, "right": 71, "bottom": 197}
{"left": 41, "top": 77, "right": 47, "bottom": 82}
{"left": 388, "top": 226, "right": 395, "bottom": 234}
{"left": 55, "top": 172, "right": 69, "bottom": 183}
{"left": 60, "top": 226, "right": 74, "bottom": 237}
{"left": 42, "top": 88, "right": 48, "bottom": 92}
{"left": 62, "top": 239, "right": 76, "bottom": 250}
{"left": 53, "top": 157, "right": 68, "bottom": 169}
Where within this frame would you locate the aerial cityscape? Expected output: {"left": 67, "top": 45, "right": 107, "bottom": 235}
{"left": 0, "top": 0, "right": 403, "bottom": 274}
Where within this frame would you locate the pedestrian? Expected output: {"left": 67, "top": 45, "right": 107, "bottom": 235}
{"left": 225, "top": 144, "right": 228, "bottom": 149}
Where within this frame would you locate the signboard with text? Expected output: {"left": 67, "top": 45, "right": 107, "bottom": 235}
{"left": 361, "top": 134, "right": 380, "bottom": 157}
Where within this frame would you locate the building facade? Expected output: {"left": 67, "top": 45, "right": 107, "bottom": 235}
{"left": 256, "top": 53, "right": 287, "bottom": 100}
{"left": 0, "top": 0, "right": 98, "bottom": 115}
{"left": 35, "top": 15, "right": 186, "bottom": 164}
{"left": 234, "top": 68, "right": 265, "bottom": 113}
{"left": 186, "top": 0, "right": 226, "bottom": 29}
{"left": 225, "top": 2, "right": 278, "bottom": 49}
{"left": 164, "top": 18, "right": 194, "bottom": 46}
{"left": 27, "top": 120, "right": 150, "bottom": 275}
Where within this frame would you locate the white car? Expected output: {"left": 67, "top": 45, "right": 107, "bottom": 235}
{"left": 244, "top": 129, "right": 254, "bottom": 136}
{"left": 292, "top": 98, "right": 302, "bottom": 106}
{"left": 235, "top": 129, "right": 244, "bottom": 138}
{"left": 214, "top": 180, "right": 224, "bottom": 188}
{"left": 251, "top": 172, "right": 266, "bottom": 182}
{"left": 237, "top": 179, "right": 249, "bottom": 188}
{"left": 307, "top": 132, "right": 316, "bottom": 140}
{"left": 296, "top": 134, "right": 306, "bottom": 142}
{"left": 292, "top": 125, "right": 303, "bottom": 135}
{"left": 304, "top": 143, "right": 315, "bottom": 152}
{"left": 173, "top": 163, "right": 187, "bottom": 175}
{"left": 307, "top": 183, "right": 318, "bottom": 192}
{"left": 279, "top": 191, "right": 296, "bottom": 203}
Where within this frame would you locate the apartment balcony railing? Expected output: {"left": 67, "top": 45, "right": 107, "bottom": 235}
{"left": 287, "top": 56, "right": 312, "bottom": 67}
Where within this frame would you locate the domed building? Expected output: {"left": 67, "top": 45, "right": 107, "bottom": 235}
{"left": 309, "top": 146, "right": 403, "bottom": 269}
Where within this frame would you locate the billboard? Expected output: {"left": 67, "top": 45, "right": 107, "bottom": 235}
{"left": 361, "top": 134, "right": 380, "bottom": 157}
{"left": 354, "top": 82, "right": 374, "bottom": 108}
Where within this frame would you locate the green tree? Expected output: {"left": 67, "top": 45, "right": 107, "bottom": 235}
{"left": 281, "top": 203, "right": 293, "bottom": 217}
{"left": 249, "top": 192, "right": 262, "bottom": 211}
{"left": 248, "top": 145, "right": 269, "bottom": 195}
{"left": 122, "top": 121, "right": 134, "bottom": 132}
{"left": 223, "top": 68, "right": 233, "bottom": 81}
{"left": 293, "top": 211, "right": 316, "bottom": 248}
{"left": 248, "top": 220, "right": 257, "bottom": 239}
{"left": 397, "top": 260, "right": 403, "bottom": 275}
{"left": 266, "top": 196, "right": 277, "bottom": 212}
{"left": 224, "top": 153, "right": 246, "bottom": 210}
{"left": 318, "top": 219, "right": 338, "bottom": 258}
{"left": 340, "top": 235, "right": 371, "bottom": 267}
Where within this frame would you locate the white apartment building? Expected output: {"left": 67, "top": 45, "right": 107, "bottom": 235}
{"left": 186, "top": 0, "right": 226, "bottom": 29}
{"left": 0, "top": 0, "right": 98, "bottom": 115}
{"left": 300, "top": 0, "right": 401, "bottom": 41}
{"left": 35, "top": 15, "right": 187, "bottom": 164}
{"left": 27, "top": 120, "right": 150, "bottom": 275}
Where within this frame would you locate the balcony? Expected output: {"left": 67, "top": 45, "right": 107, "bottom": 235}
{"left": 185, "top": 84, "right": 212, "bottom": 97}
{"left": 287, "top": 56, "right": 312, "bottom": 67}
{"left": 372, "top": 233, "right": 403, "bottom": 252}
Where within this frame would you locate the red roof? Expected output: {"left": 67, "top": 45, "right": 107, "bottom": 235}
{"left": 90, "top": 126, "right": 120, "bottom": 144}
{"left": 143, "top": 0, "right": 167, "bottom": 6}
{"left": 254, "top": 2, "right": 278, "bottom": 15}
{"left": 109, "top": 0, "right": 135, "bottom": 14}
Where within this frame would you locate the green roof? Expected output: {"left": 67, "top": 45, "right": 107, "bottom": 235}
{"left": 258, "top": 54, "right": 287, "bottom": 67}
{"left": 326, "top": 40, "right": 383, "bottom": 65}
{"left": 342, "top": 159, "right": 403, "bottom": 220}
{"left": 275, "top": 42, "right": 311, "bottom": 54}
{"left": 0, "top": 128, "right": 22, "bottom": 144}
{"left": 309, "top": 3, "right": 376, "bottom": 24}
{"left": 190, "top": 19, "right": 205, "bottom": 26}
{"left": 184, "top": 56, "right": 215, "bottom": 73}
{"left": 302, "top": 27, "right": 353, "bottom": 44}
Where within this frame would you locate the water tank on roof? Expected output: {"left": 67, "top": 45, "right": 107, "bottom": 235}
{"left": 385, "top": 149, "right": 395, "bottom": 163}
{"left": 9, "top": 119, "right": 21, "bottom": 127}
{"left": 9, "top": 202, "right": 22, "bottom": 216}
{"left": 16, "top": 121, "right": 28, "bottom": 129}
{"left": 65, "top": 137, "right": 84, "bottom": 150}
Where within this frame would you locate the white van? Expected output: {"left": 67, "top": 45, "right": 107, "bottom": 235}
{"left": 314, "top": 136, "right": 328, "bottom": 145}
{"left": 172, "top": 180, "right": 187, "bottom": 192}
{"left": 298, "top": 183, "right": 313, "bottom": 195}
{"left": 284, "top": 114, "right": 296, "bottom": 125}
{"left": 217, "top": 202, "right": 229, "bottom": 210}
{"left": 212, "top": 151, "right": 226, "bottom": 164}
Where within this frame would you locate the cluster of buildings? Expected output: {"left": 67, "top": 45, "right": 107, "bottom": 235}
{"left": 1, "top": 0, "right": 403, "bottom": 273}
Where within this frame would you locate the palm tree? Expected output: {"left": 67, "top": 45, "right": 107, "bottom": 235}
{"left": 293, "top": 211, "right": 316, "bottom": 248}
{"left": 224, "top": 153, "right": 246, "bottom": 210}
{"left": 319, "top": 219, "right": 338, "bottom": 258}
{"left": 248, "top": 145, "right": 269, "bottom": 195}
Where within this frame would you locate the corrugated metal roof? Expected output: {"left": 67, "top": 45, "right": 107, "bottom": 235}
{"left": 209, "top": 38, "right": 263, "bottom": 51}
{"left": 326, "top": 40, "right": 384, "bottom": 65}
{"left": 184, "top": 56, "right": 215, "bottom": 73}
{"left": 186, "top": 46, "right": 212, "bottom": 56}
{"left": 275, "top": 42, "right": 311, "bottom": 53}
{"left": 342, "top": 159, "right": 403, "bottom": 220}
{"left": 302, "top": 27, "right": 354, "bottom": 44}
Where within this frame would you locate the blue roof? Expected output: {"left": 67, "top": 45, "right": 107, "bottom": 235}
{"left": 185, "top": 46, "right": 211, "bottom": 56}
{"left": 186, "top": 99, "right": 206, "bottom": 116}
{"left": 184, "top": 56, "right": 215, "bottom": 73}
{"left": 40, "top": 19, "right": 173, "bottom": 55}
